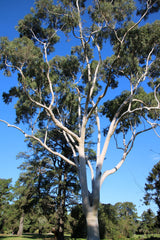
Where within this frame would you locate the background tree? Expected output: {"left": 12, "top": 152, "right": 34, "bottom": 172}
{"left": 15, "top": 137, "right": 80, "bottom": 239}
{"left": 70, "top": 204, "right": 87, "bottom": 238}
{"left": 14, "top": 169, "right": 40, "bottom": 236}
{"left": 114, "top": 202, "right": 138, "bottom": 238}
{"left": 0, "top": 0, "right": 160, "bottom": 239}
{"left": 144, "top": 161, "right": 160, "bottom": 228}
{"left": 15, "top": 148, "right": 56, "bottom": 236}
{"left": 70, "top": 202, "right": 138, "bottom": 239}
{"left": 0, "top": 178, "right": 13, "bottom": 233}
{"left": 98, "top": 203, "right": 118, "bottom": 239}
{"left": 138, "top": 209, "right": 156, "bottom": 235}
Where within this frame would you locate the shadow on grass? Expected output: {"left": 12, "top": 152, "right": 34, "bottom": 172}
{"left": 143, "top": 238, "right": 160, "bottom": 240}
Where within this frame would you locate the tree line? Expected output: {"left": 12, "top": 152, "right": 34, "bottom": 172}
{"left": 0, "top": 156, "right": 160, "bottom": 239}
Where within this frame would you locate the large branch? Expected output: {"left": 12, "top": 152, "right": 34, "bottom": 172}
{"left": 119, "top": 83, "right": 160, "bottom": 123}
{"left": 100, "top": 151, "right": 127, "bottom": 187}
{"left": 76, "top": 0, "right": 93, "bottom": 131}
{"left": 63, "top": 130, "right": 79, "bottom": 166}
{"left": 87, "top": 54, "right": 121, "bottom": 123}
{"left": 91, "top": 100, "right": 101, "bottom": 167}
{"left": 29, "top": 133, "right": 78, "bottom": 167}
{"left": 90, "top": 43, "right": 157, "bottom": 174}
{"left": 5, "top": 63, "right": 81, "bottom": 144}
{"left": 120, "top": 1, "right": 158, "bottom": 44}
{"left": 89, "top": 37, "right": 102, "bottom": 100}
{"left": 112, "top": 47, "right": 157, "bottom": 126}
{"left": 100, "top": 125, "right": 157, "bottom": 186}
{"left": 102, "top": 0, "right": 158, "bottom": 45}
{"left": 44, "top": 43, "right": 55, "bottom": 109}
{"left": 47, "top": 108, "right": 80, "bottom": 142}
{"left": 0, "top": 119, "right": 78, "bottom": 167}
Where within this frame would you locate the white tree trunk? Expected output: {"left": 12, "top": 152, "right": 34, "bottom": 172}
{"left": 86, "top": 208, "right": 100, "bottom": 240}
{"left": 79, "top": 138, "right": 101, "bottom": 240}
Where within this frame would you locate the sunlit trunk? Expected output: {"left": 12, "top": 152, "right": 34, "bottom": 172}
{"left": 79, "top": 135, "right": 100, "bottom": 240}
{"left": 86, "top": 207, "right": 100, "bottom": 240}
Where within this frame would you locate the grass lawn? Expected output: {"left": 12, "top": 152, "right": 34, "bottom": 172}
{"left": 132, "top": 234, "right": 160, "bottom": 240}
{"left": 0, "top": 234, "right": 160, "bottom": 240}
{"left": 0, "top": 234, "right": 55, "bottom": 240}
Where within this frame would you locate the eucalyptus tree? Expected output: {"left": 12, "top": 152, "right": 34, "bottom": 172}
{"left": 0, "top": 0, "right": 160, "bottom": 239}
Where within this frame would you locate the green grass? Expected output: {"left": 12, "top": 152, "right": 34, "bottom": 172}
{"left": 116, "top": 234, "right": 160, "bottom": 240}
{"left": 0, "top": 234, "right": 55, "bottom": 240}
{"left": 132, "top": 234, "right": 160, "bottom": 240}
{"left": 0, "top": 234, "right": 160, "bottom": 240}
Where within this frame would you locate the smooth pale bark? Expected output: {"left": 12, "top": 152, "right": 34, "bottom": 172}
{"left": 86, "top": 207, "right": 100, "bottom": 240}
{"left": 78, "top": 130, "right": 101, "bottom": 240}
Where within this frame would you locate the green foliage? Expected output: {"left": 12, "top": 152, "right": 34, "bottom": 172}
{"left": 114, "top": 202, "right": 138, "bottom": 238}
{"left": 91, "top": 0, "right": 136, "bottom": 25}
{"left": 144, "top": 161, "right": 160, "bottom": 204}
{"left": 0, "top": 179, "right": 13, "bottom": 233}
{"left": 17, "top": 1, "right": 61, "bottom": 52}
{"left": 0, "top": 179, "right": 13, "bottom": 207}
{"left": 15, "top": 134, "right": 80, "bottom": 237}
{"left": 138, "top": 209, "right": 156, "bottom": 235}
{"left": 0, "top": 0, "right": 159, "bottom": 146}
{"left": 70, "top": 204, "right": 87, "bottom": 238}
{"left": 98, "top": 203, "right": 118, "bottom": 239}
{"left": 69, "top": 202, "right": 138, "bottom": 239}
{"left": 102, "top": 18, "right": 160, "bottom": 134}
{"left": 0, "top": 36, "right": 43, "bottom": 70}
{"left": 144, "top": 161, "right": 160, "bottom": 228}
{"left": 137, "top": 0, "right": 160, "bottom": 19}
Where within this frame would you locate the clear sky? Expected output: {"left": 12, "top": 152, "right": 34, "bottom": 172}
{"left": 0, "top": 0, "right": 160, "bottom": 217}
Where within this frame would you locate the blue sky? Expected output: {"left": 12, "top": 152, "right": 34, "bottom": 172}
{"left": 0, "top": 0, "right": 160, "bottom": 217}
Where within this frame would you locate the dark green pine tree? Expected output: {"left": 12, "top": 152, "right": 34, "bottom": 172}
{"left": 13, "top": 165, "right": 41, "bottom": 236}
{"left": 139, "top": 209, "right": 156, "bottom": 234}
{"left": 15, "top": 132, "right": 80, "bottom": 239}
{"left": 114, "top": 202, "right": 138, "bottom": 238}
{"left": 0, "top": 1, "right": 160, "bottom": 239}
{"left": 0, "top": 178, "right": 13, "bottom": 232}
{"left": 144, "top": 161, "right": 160, "bottom": 228}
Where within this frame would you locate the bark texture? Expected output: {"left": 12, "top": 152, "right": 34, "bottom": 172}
{"left": 86, "top": 207, "right": 100, "bottom": 240}
{"left": 17, "top": 212, "right": 24, "bottom": 236}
